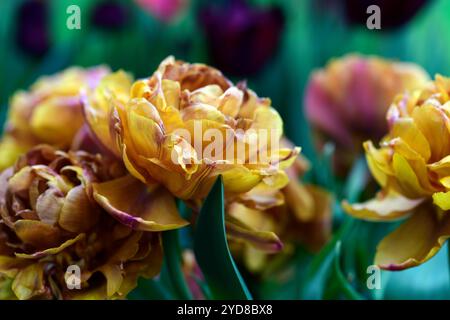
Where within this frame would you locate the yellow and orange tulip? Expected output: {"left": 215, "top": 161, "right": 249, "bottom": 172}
{"left": 344, "top": 75, "right": 450, "bottom": 270}
{"left": 84, "top": 57, "right": 300, "bottom": 206}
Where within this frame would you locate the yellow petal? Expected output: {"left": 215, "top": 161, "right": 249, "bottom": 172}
{"left": 412, "top": 103, "right": 450, "bottom": 162}
{"left": 375, "top": 204, "right": 450, "bottom": 270}
{"left": 31, "top": 97, "right": 84, "bottom": 146}
{"left": 221, "top": 166, "right": 262, "bottom": 194}
{"left": 389, "top": 117, "right": 430, "bottom": 161}
{"left": 226, "top": 204, "right": 283, "bottom": 252}
{"left": 432, "top": 191, "right": 450, "bottom": 211}
{"left": 124, "top": 98, "right": 165, "bottom": 158}
{"left": 343, "top": 192, "right": 423, "bottom": 221}
{"left": 83, "top": 70, "right": 132, "bottom": 157}
{"left": 392, "top": 152, "right": 427, "bottom": 198}
{"left": 12, "top": 263, "right": 46, "bottom": 300}
{"left": 363, "top": 141, "right": 391, "bottom": 188}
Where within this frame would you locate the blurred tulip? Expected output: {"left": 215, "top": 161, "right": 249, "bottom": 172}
{"left": 0, "top": 66, "right": 110, "bottom": 171}
{"left": 199, "top": 0, "right": 284, "bottom": 76}
{"left": 15, "top": 0, "right": 50, "bottom": 57}
{"left": 135, "top": 0, "right": 186, "bottom": 22}
{"left": 91, "top": 0, "right": 129, "bottom": 30}
{"left": 344, "top": 75, "right": 450, "bottom": 270}
{"left": 0, "top": 145, "right": 187, "bottom": 299}
{"left": 305, "top": 54, "right": 429, "bottom": 170}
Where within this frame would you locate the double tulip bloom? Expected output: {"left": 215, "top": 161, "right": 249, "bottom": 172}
{"left": 84, "top": 57, "right": 299, "bottom": 206}
{"left": 0, "top": 145, "right": 175, "bottom": 299}
{"left": 345, "top": 75, "right": 450, "bottom": 270}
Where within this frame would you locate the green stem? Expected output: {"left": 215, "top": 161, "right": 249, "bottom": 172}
{"left": 333, "top": 242, "right": 364, "bottom": 300}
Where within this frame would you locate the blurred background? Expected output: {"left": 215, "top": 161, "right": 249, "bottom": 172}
{"left": 1, "top": 0, "right": 450, "bottom": 299}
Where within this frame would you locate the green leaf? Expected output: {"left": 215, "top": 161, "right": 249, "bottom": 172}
{"left": 343, "top": 155, "right": 369, "bottom": 203}
{"left": 193, "top": 176, "right": 252, "bottom": 300}
{"left": 161, "top": 229, "right": 193, "bottom": 300}
{"left": 299, "top": 209, "right": 355, "bottom": 299}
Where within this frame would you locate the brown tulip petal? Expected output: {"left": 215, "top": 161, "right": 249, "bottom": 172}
{"left": 59, "top": 185, "right": 100, "bottom": 233}
{"left": 375, "top": 204, "right": 450, "bottom": 270}
{"left": 14, "top": 220, "right": 62, "bottom": 249}
{"left": 36, "top": 188, "right": 64, "bottom": 225}
{"left": 93, "top": 175, "right": 188, "bottom": 231}
{"left": 98, "top": 264, "right": 123, "bottom": 297}
{"left": 15, "top": 234, "right": 85, "bottom": 259}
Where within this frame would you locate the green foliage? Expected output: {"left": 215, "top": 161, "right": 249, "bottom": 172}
{"left": 193, "top": 176, "right": 252, "bottom": 300}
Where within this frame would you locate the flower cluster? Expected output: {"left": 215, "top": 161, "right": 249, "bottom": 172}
{"left": 0, "top": 57, "right": 323, "bottom": 299}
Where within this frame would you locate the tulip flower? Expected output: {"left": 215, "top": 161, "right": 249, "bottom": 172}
{"left": 0, "top": 66, "right": 110, "bottom": 171}
{"left": 0, "top": 145, "right": 187, "bottom": 299}
{"left": 344, "top": 75, "right": 450, "bottom": 270}
{"left": 84, "top": 56, "right": 299, "bottom": 207}
{"left": 305, "top": 54, "right": 429, "bottom": 169}
{"left": 228, "top": 140, "right": 332, "bottom": 272}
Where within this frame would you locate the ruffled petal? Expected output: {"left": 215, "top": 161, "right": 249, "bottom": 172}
{"left": 93, "top": 175, "right": 188, "bottom": 231}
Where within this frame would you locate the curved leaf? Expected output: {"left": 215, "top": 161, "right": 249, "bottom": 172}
{"left": 193, "top": 176, "right": 252, "bottom": 300}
